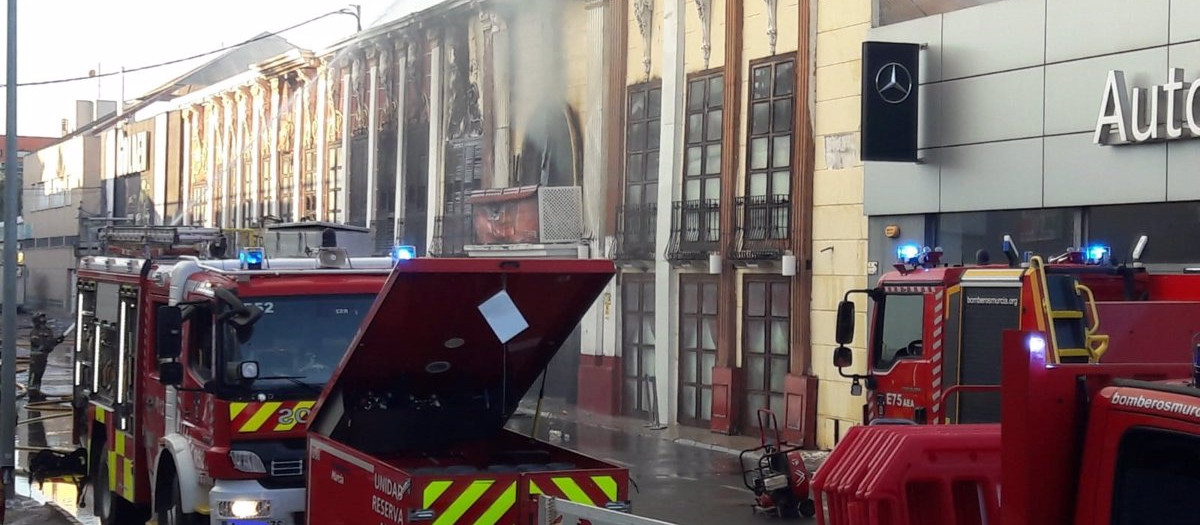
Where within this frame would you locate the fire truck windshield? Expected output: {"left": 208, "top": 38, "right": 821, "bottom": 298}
{"left": 873, "top": 293, "right": 925, "bottom": 371}
{"left": 221, "top": 293, "right": 375, "bottom": 391}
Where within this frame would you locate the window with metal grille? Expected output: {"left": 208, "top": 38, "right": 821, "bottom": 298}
{"left": 326, "top": 146, "right": 344, "bottom": 223}
{"left": 302, "top": 149, "right": 317, "bottom": 220}
{"left": 745, "top": 57, "right": 795, "bottom": 241}
{"left": 280, "top": 153, "right": 295, "bottom": 223}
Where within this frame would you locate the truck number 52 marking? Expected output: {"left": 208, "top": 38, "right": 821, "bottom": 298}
{"left": 250, "top": 302, "right": 276, "bottom": 314}
{"left": 278, "top": 407, "right": 311, "bottom": 425}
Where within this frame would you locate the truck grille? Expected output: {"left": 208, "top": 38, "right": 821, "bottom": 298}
{"left": 271, "top": 459, "right": 304, "bottom": 477}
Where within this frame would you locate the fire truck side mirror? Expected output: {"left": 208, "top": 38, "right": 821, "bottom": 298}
{"left": 156, "top": 306, "right": 184, "bottom": 360}
{"left": 834, "top": 346, "right": 854, "bottom": 369}
{"left": 158, "top": 362, "right": 184, "bottom": 386}
{"left": 835, "top": 301, "right": 856, "bottom": 345}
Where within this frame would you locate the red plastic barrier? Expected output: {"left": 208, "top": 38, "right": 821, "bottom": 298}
{"left": 813, "top": 424, "right": 1001, "bottom": 525}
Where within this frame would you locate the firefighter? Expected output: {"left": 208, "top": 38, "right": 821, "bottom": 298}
{"left": 28, "top": 312, "right": 65, "bottom": 395}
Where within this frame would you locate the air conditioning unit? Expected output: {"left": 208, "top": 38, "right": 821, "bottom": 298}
{"left": 466, "top": 185, "right": 583, "bottom": 245}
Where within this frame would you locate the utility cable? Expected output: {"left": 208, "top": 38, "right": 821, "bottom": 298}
{"left": 0, "top": 7, "right": 360, "bottom": 89}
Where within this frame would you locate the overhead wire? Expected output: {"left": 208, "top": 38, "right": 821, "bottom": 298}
{"left": 0, "top": 7, "right": 360, "bottom": 89}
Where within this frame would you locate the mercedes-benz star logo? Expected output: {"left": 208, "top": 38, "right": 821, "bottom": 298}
{"left": 875, "top": 62, "right": 913, "bottom": 104}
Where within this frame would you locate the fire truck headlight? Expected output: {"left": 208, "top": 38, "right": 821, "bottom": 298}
{"left": 229, "top": 450, "right": 267, "bottom": 474}
{"left": 218, "top": 499, "right": 270, "bottom": 519}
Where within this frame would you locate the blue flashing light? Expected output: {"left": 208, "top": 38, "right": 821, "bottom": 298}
{"left": 239, "top": 247, "right": 265, "bottom": 270}
{"left": 391, "top": 245, "right": 417, "bottom": 262}
{"left": 896, "top": 243, "right": 921, "bottom": 261}
{"left": 1086, "top": 244, "right": 1110, "bottom": 264}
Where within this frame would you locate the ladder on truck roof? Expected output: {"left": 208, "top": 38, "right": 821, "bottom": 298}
{"left": 98, "top": 225, "right": 251, "bottom": 259}
{"left": 537, "top": 496, "right": 677, "bottom": 525}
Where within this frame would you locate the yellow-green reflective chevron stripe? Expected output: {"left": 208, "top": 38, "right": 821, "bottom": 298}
{"left": 475, "top": 482, "right": 516, "bottom": 525}
{"left": 434, "top": 480, "right": 492, "bottom": 525}
{"left": 122, "top": 459, "right": 135, "bottom": 500}
{"left": 552, "top": 477, "right": 594, "bottom": 506}
{"left": 592, "top": 476, "right": 618, "bottom": 501}
{"left": 229, "top": 402, "right": 248, "bottom": 420}
{"left": 529, "top": 481, "right": 542, "bottom": 495}
{"left": 240, "top": 401, "right": 281, "bottom": 432}
{"left": 424, "top": 480, "right": 453, "bottom": 509}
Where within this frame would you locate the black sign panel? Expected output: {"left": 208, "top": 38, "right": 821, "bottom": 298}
{"left": 861, "top": 41, "right": 920, "bottom": 162}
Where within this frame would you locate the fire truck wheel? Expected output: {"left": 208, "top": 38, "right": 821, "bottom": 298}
{"left": 92, "top": 442, "right": 144, "bottom": 525}
{"left": 799, "top": 498, "right": 816, "bottom": 518}
{"left": 156, "top": 471, "right": 201, "bottom": 525}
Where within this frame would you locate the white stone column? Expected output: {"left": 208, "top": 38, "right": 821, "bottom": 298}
{"left": 206, "top": 104, "right": 216, "bottom": 226}
{"left": 579, "top": 0, "right": 611, "bottom": 360}
{"left": 251, "top": 85, "right": 263, "bottom": 224}
{"left": 425, "top": 38, "right": 444, "bottom": 255}
{"left": 339, "top": 73, "right": 351, "bottom": 223}
{"left": 488, "top": 15, "right": 513, "bottom": 187}
{"left": 367, "top": 60, "right": 380, "bottom": 225}
{"left": 226, "top": 96, "right": 238, "bottom": 228}
{"left": 153, "top": 113, "right": 168, "bottom": 224}
{"left": 394, "top": 44, "right": 408, "bottom": 245}
{"left": 270, "top": 79, "right": 282, "bottom": 220}
{"left": 292, "top": 85, "right": 304, "bottom": 223}
{"left": 235, "top": 94, "right": 246, "bottom": 228}
{"left": 316, "top": 67, "right": 329, "bottom": 221}
{"left": 181, "top": 111, "right": 191, "bottom": 225}
{"left": 655, "top": 0, "right": 686, "bottom": 426}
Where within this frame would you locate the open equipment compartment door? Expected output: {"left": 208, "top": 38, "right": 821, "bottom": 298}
{"left": 306, "top": 258, "right": 623, "bottom": 525}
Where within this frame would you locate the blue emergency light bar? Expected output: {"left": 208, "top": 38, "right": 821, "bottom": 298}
{"left": 391, "top": 245, "right": 417, "bottom": 263}
{"left": 240, "top": 247, "right": 265, "bottom": 270}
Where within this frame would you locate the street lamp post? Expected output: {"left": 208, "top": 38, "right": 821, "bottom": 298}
{"left": 2, "top": 0, "right": 19, "bottom": 503}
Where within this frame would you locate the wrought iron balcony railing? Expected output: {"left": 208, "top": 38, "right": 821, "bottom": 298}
{"left": 732, "top": 194, "right": 791, "bottom": 260}
{"left": 431, "top": 210, "right": 474, "bottom": 258}
{"left": 667, "top": 199, "right": 721, "bottom": 262}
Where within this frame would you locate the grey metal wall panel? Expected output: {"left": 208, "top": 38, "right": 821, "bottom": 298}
{"left": 1044, "top": 132, "right": 1166, "bottom": 207}
{"left": 939, "top": 67, "right": 1045, "bottom": 147}
{"left": 1170, "top": 0, "right": 1200, "bottom": 43}
{"left": 942, "top": 0, "right": 1046, "bottom": 80}
{"left": 864, "top": 153, "right": 942, "bottom": 216}
{"left": 868, "top": 14, "right": 944, "bottom": 84}
{"left": 1166, "top": 140, "right": 1200, "bottom": 200}
{"left": 1168, "top": 42, "right": 1200, "bottom": 84}
{"left": 939, "top": 139, "right": 1044, "bottom": 212}
{"left": 1046, "top": 0, "right": 1169, "bottom": 63}
{"left": 1043, "top": 48, "right": 1167, "bottom": 136}
{"left": 919, "top": 81, "right": 942, "bottom": 149}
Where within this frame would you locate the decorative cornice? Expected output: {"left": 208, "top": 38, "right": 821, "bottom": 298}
{"left": 764, "top": 0, "right": 778, "bottom": 55}
{"left": 694, "top": 0, "right": 712, "bottom": 68}
{"left": 634, "top": 0, "right": 655, "bottom": 77}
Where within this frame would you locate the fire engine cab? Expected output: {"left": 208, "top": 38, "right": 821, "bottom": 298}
{"left": 832, "top": 235, "right": 1200, "bottom": 427}
{"left": 63, "top": 225, "right": 399, "bottom": 525}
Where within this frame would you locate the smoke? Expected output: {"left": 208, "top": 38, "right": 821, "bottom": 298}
{"left": 492, "top": 0, "right": 576, "bottom": 187}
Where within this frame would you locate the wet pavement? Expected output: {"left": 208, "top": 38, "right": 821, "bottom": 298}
{"left": 505, "top": 414, "right": 816, "bottom": 524}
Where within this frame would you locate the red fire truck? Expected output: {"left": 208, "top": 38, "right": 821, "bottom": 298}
{"left": 304, "top": 257, "right": 631, "bottom": 525}
{"left": 58, "top": 225, "right": 401, "bottom": 525}
{"left": 812, "top": 328, "right": 1200, "bottom": 525}
{"left": 832, "top": 235, "right": 1200, "bottom": 426}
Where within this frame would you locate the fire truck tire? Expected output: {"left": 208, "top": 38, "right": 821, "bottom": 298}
{"left": 798, "top": 498, "right": 816, "bottom": 518}
{"left": 156, "top": 469, "right": 201, "bottom": 525}
{"left": 92, "top": 441, "right": 145, "bottom": 525}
